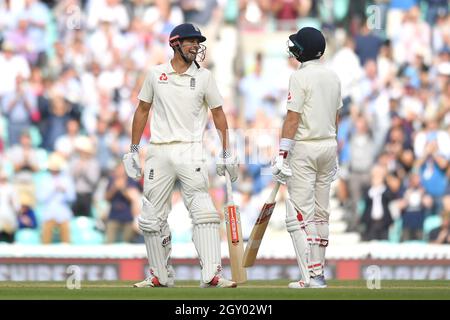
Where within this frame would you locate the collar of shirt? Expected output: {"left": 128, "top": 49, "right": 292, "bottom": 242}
{"left": 299, "top": 60, "right": 321, "bottom": 69}
{"left": 167, "top": 61, "right": 198, "bottom": 76}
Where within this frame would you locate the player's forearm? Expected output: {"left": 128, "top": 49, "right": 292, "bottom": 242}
{"left": 281, "top": 110, "right": 300, "bottom": 139}
{"left": 211, "top": 107, "right": 229, "bottom": 151}
{"left": 131, "top": 101, "right": 151, "bottom": 145}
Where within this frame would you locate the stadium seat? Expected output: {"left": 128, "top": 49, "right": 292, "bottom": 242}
{"left": 423, "top": 215, "right": 442, "bottom": 241}
{"left": 388, "top": 218, "right": 402, "bottom": 243}
{"left": 71, "top": 230, "right": 104, "bottom": 245}
{"left": 14, "top": 229, "right": 41, "bottom": 245}
{"left": 70, "top": 216, "right": 96, "bottom": 233}
{"left": 70, "top": 216, "right": 104, "bottom": 245}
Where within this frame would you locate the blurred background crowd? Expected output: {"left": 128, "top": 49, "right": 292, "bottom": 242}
{"left": 0, "top": 0, "right": 449, "bottom": 247}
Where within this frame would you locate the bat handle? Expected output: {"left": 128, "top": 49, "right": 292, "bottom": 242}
{"left": 271, "top": 182, "right": 281, "bottom": 200}
{"left": 225, "top": 170, "right": 234, "bottom": 204}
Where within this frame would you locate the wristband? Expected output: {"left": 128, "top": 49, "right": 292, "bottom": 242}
{"left": 130, "top": 144, "right": 140, "bottom": 153}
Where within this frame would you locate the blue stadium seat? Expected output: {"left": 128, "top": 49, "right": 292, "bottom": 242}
{"left": 14, "top": 229, "right": 41, "bottom": 245}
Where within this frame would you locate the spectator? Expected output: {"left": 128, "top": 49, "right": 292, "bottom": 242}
{"left": 54, "top": 117, "right": 84, "bottom": 161}
{"left": 1, "top": 75, "right": 38, "bottom": 146}
{"left": 354, "top": 21, "right": 383, "bottom": 67}
{"left": 398, "top": 172, "right": 433, "bottom": 241}
{"left": 361, "top": 165, "right": 395, "bottom": 241}
{"left": 414, "top": 117, "right": 450, "bottom": 215}
{"left": 7, "top": 130, "right": 40, "bottom": 208}
{"left": 38, "top": 152, "right": 75, "bottom": 244}
{"left": 70, "top": 136, "right": 101, "bottom": 217}
{"left": 424, "top": 0, "right": 449, "bottom": 25}
{"left": 17, "top": 192, "right": 38, "bottom": 230}
{"left": 428, "top": 195, "right": 450, "bottom": 244}
{"left": 270, "top": 0, "right": 303, "bottom": 31}
{"left": 92, "top": 117, "right": 115, "bottom": 177}
{"left": 0, "top": 41, "right": 31, "bottom": 97}
{"left": 22, "top": 0, "right": 51, "bottom": 66}
{"left": 392, "top": 6, "right": 431, "bottom": 65}
{"left": 41, "top": 95, "right": 72, "bottom": 152}
{"left": 104, "top": 162, "right": 140, "bottom": 243}
{"left": 4, "top": 15, "right": 37, "bottom": 64}
{"left": 238, "top": 52, "right": 278, "bottom": 124}
{"left": 0, "top": 170, "right": 20, "bottom": 243}
{"left": 347, "top": 115, "right": 376, "bottom": 231}
{"left": 87, "top": 0, "right": 130, "bottom": 32}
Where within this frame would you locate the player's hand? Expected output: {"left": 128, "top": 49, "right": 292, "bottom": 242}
{"left": 216, "top": 151, "right": 238, "bottom": 182}
{"left": 271, "top": 151, "right": 292, "bottom": 185}
{"left": 122, "top": 152, "right": 142, "bottom": 180}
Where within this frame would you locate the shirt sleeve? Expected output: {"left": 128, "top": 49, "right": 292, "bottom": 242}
{"left": 286, "top": 74, "right": 306, "bottom": 114}
{"left": 137, "top": 71, "right": 154, "bottom": 103}
{"left": 204, "top": 71, "right": 223, "bottom": 109}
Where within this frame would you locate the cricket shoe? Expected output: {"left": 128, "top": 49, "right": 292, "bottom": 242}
{"left": 310, "top": 275, "right": 327, "bottom": 288}
{"left": 200, "top": 276, "right": 237, "bottom": 288}
{"left": 133, "top": 268, "right": 175, "bottom": 288}
{"left": 288, "top": 280, "right": 309, "bottom": 289}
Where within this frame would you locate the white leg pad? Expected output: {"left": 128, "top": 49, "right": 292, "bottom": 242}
{"left": 138, "top": 196, "right": 171, "bottom": 285}
{"left": 286, "top": 199, "right": 310, "bottom": 285}
{"left": 143, "top": 231, "right": 170, "bottom": 285}
{"left": 304, "top": 223, "right": 322, "bottom": 277}
{"left": 192, "top": 223, "right": 222, "bottom": 284}
{"left": 316, "top": 222, "right": 329, "bottom": 268}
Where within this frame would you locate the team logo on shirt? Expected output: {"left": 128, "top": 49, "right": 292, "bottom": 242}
{"left": 190, "top": 78, "right": 196, "bottom": 90}
{"left": 149, "top": 169, "right": 154, "bottom": 180}
{"left": 159, "top": 73, "right": 168, "bottom": 83}
{"left": 287, "top": 92, "right": 292, "bottom": 101}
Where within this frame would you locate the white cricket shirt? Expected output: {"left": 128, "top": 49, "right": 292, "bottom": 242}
{"left": 138, "top": 61, "right": 223, "bottom": 143}
{"left": 287, "top": 60, "right": 343, "bottom": 141}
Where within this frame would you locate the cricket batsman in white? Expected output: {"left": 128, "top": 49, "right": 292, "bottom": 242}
{"left": 272, "top": 27, "right": 342, "bottom": 288}
{"left": 123, "top": 23, "right": 238, "bottom": 288}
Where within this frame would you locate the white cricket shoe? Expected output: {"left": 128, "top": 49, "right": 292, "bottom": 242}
{"left": 288, "top": 280, "right": 309, "bottom": 289}
{"left": 288, "top": 276, "right": 327, "bottom": 289}
{"left": 133, "top": 268, "right": 175, "bottom": 288}
{"left": 310, "top": 275, "right": 327, "bottom": 288}
{"left": 133, "top": 275, "right": 175, "bottom": 288}
{"left": 200, "top": 275, "right": 237, "bottom": 288}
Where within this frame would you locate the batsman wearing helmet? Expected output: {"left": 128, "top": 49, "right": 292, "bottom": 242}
{"left": 272, "top": 27, "right": 342, "bottom": 288}
{"left": 123, "top": 23, "right": 239, "bottom": 288}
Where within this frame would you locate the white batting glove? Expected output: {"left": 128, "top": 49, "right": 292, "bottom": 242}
{"left": 272, "top": 150, "right": 292, "bottom": 185}
{"left": 216, "top": 150, "right": 239, "bottom": 182}
{"left": 272, "top": 138, "right": 295, "bottom": 185}
{"left": 122, "top": 146, "right": 142, "bottom": 180}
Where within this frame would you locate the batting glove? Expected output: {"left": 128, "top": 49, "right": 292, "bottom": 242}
{"left": 216, "top": 150, "right": 239, "bottom": 182}
{"left": 272, "top": 138, "right": 295, "bottom": 185}
{"left": 122, "top": 145, "right": 142, "bottom": 180}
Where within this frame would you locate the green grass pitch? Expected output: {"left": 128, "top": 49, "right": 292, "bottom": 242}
{"left": 0, "top": 280, "right": 449, "bottom": 300}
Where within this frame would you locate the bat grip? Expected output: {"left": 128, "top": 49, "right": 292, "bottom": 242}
{"left": 270, "top": 182, "right": 281, "bottom": 201}
{"left": 225, "top": 170, "right": 234, "bottom": 204}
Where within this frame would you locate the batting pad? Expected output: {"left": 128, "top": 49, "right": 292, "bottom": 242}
{"left": 143, "top": 231, "right": 170, "bottom": 285}
{"left": 315, "top": 222, "right": 329, "bottom": 267}
{"left": 192, "top": 223, "right": 222, "bottom": 283}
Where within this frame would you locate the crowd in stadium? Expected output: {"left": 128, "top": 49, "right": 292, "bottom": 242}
{"left": 0, "top": 0, "right": 449, "bottom": 245}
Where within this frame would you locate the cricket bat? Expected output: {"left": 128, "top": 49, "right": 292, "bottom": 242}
{"left": 242, "top": 182, "right": 281, "bottom": 267}
{"left": 224, "top": 171, "right": 247, "bottom": 283}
